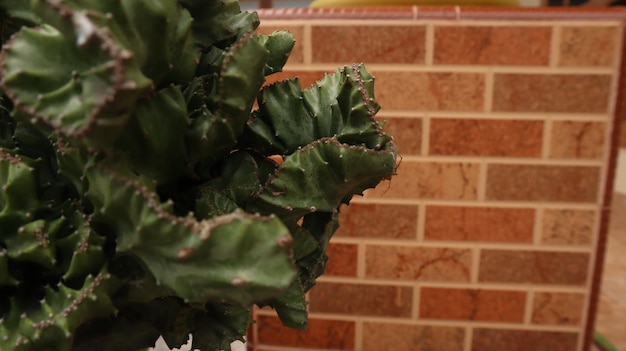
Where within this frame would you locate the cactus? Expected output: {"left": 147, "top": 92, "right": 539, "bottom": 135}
{"left": 0, "top": 0, "right": 397, "bottom": 350}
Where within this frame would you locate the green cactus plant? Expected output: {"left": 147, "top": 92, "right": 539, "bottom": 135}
{"left": 0, "top": 0, "right": 397, "bottom": 350}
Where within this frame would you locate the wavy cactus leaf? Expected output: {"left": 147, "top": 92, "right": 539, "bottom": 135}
{"left": 179, "top": 0, "right": 258, "bottom": 48}
{"left": 0, "top": 4, "right": 151, "bottom": 148}
{"left": 187, "top": 33, "right": 268, "bottom": 171}
{"left": 249, "top": 138, "right": 396, "bottom": 221}
{"left": 191, "top": 302, "right": 250, "bottom": 351}
{"left": 58, "top": 216, "right": 106, "bottom": 284}
{"left": 44, "top": 0, "right": 199, "bottom": 86}
{"left": 0, "top": 269, "right": 119, "bottom": 351}
{"left": 258, "top": 30, "right": 295, "bottom": 76}
{"left": 84, "top": 164, "right": 296, "bottom": 305}
{"left": 246, "top": 64, "right": 391, "bottom": 155}
{"left": 114, "top": 85, "right": 189, "bottom": 184}
{"left": 268, "top": 280, "right": 308, "bottom": 330}
{"left": 4, "top": 217, "right": 62, "bottom": 269}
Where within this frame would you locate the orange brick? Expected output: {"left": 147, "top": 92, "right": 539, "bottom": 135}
{"left": 493, "top": 74, "right": 611, "bottom": 113}
{"left": 472, "top": 329, "right": 579, "bottom": 351}
{"left": 325, "top": 243, "right": 357, "bottom": 277}
{"left": 257, "top": 315, "right": 355, "bottom": 350}
{"left": 363, "top": 322, "right": 464, "bottom": 351}
{"left": 380, "top": 117, "right": 422, "bottom": 155}
{"left": 430, "top": 118, "right": 543, "bottom": 157}
{"left": 373, "top": 71, "right": 485, "bottom": 111}
{"left": 365, "top": 245, "right": 472, "bottom": 281}
{"left": 425, "top": 206, "right": 534, "bottom": 243}
{"left": 420, "top": 287, "right": 526, "bottom": 322}
{"left": 532, "top": 292, "right": 585, "bottom": 326}
{"left": 336, "top": 203, "right": 418, "bottom": 239}
{"left": 559, "top": 26, "right": 619, "bottom": 67}
{"left": 479, "top": 250, "right": 589, "bottom": 285}
{"left": 550, "top": 121, "right": 606, "bottom": 159}
{"left": 367, "top": 161, "right": 479, "bottom": 200}
{"left": 486, "top": 164, "right": 600, "bottom": 202}
{"left": 434, "top": 26, "right": 551, "bottom": 65}
{"left": 309, "top": 282, "right": 413, "bottom": 317}
{"left": 312, "top": 25, "right": 426, "bottom": 64}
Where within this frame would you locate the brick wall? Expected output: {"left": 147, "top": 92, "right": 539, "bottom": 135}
{"left": 253, "top": 10, "right": 624, "bottom": 351}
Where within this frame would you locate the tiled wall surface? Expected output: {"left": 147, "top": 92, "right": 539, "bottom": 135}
{"left": 254, "top": 14, "right": 624, "bottom": 351}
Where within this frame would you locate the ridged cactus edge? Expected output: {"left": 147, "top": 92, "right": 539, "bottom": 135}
{"left": 0, "top": 1, "right": 397, "bottom": 350}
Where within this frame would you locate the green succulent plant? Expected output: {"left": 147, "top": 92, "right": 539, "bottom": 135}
{"left": 0, "top": 0, "right": 397, "bottom": 350}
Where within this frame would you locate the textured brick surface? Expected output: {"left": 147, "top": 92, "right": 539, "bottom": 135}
{"left": 434, "top": 26, "right": 551, "bottom": 65}
{"left": 420, "top": 287, "right": 526, "bottom": 322}
{"left": 367, "top": 161, "right": 480, "bottom": 200}
{"left": 257, "top": 316, "right": 355, "bottom": 350}
{"left": 559, "top": 26, "right": 619, "bottom": 67}
{"left": 425, "top": 206, "right": 535, "bottom": 243}
{"left": 312, "top": 25, "right": 426, "bottom": 64}
{"left": 550, "top": 121, "right": 607, "bottom": 159}
{"left": 335, "top": 203, "right": 418, "bottom": 239}
{"left": 365, "top": 245, "right": 472, "bottom": 281}
{"left": 486, "top": 164, "right": 600, "bottom": 202}
{"left": 325, "top": 243, "right": 357, "bottom": 276}
{"left": 493, "top": 74, "right": 612, "bottom": 113}
{"left": 479, "top": 250, "right": 590, "bottom": 285}
{"left": 430, "top": 118, "right": 543, "bottom": 157}
{"left": 373, "top": 71, "right": 485, "bottom": 111}
{"left": 309, "top": 282, "right": 413, "bottom": 317}
{"left": 362, "top": 323, "right": 465, "bottom": 351}
{"left": 471, "top": 329, "right": 579, "bottom": 351}
{"left": 532, "top": 292, "right": 586, "bottom": 326}
{"left": 541, "top": 209, "right": 595, "bottom": 245}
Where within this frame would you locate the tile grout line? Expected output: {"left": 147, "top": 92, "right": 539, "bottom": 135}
{"left": 354, "top": 318, "right": 363, "bottom": 351}
{"left": 542, "top": 119, "right": 553, "bottom": 160}
{"left": 524, "top": 291, "right": 535, "bottom": 325}
{"left": 464, "top": 326, "right": 473, "bottom": 351}
{"left": 550, "top": 25, "right": 561, "bottom": 68}
{"left": 477, "top": 161, "right": 488, "bottom": 202}
{"left": 412, "top": 285, "right": 421, "bottom": 320}
{"left": 303, "top": 23, "right": 312, "bottom": 65}
{"left": 348, "top": 197, "right": 601, "bottom": 210}
{"left": 425, "top": 24, "right": 434, "bottom": 66}
{"left": 261, "top": 19, "right": 623, "bottom": 27}
{"left": 376, "top": 110, "right": 611, "bottom": 121}
{"left": 484, "top": 69, "right": 494, "bottom": 113}
{"left": 357, "top": 242, "right": 366, "bottom": 278}
{"left": 533, "top": 208, "right": 544, "bottom": 246}
{"left": 471, "top": 248, "right": 480, "bottom": 284}
{"left": 330, "top": 238, "right": 595, "bottom": 252}
{"left": 417, "top": 203, "right": 426, "bottom": 241}
{"left": 282, "top": 62, "right": 616, "bottom": 74}
{"left": 256, "top": 311, "right": 584, "bottom": 332}
{"left": 421, "top": 114, "right": 431, "bottom": 157}
{"left": 389, "top": 155, "right": 605, "bottom": 166}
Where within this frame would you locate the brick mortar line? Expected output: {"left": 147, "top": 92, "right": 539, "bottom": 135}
{"left": 388, "top": 155, "right": 605, "bottom": 165}
{"left": 524, "top": 291, "right": 535, "bottom": 325}
{"left": 421, "top": 115, "right": 431, "bottom": 157}
{"left": 542, "top": 119, "right": 553, "bottom": 159}
{"left": 416, "top": 204, "right": 425, "bottom": 241}
{"left": 425, "top": 23, "right": 434, "bottom": 66}
{"left": 303, "top": 23, "right": 312, "bottom": 65}
{"left": 354, "top": 319, "right": 363, "bottom": 351}
{"left": 533, "top": 208, "right": 544, "bottom": 246}
{"left": 477, "top": 162, "right": 488, "bottom": 202}
{"left": 295, "top": 313, "right": 583, "bottom": 332}
{"left": 550, "top": 25, "right": 561, "bottom": 68}
{"left": 292, "top": 312, "right": 577, "bottom": 331}
{"left": 329, "top": 238, "right": 595, "bottom": 253}
{"left": 260, "top": 19, "right": 623, "bottom": 28}
{"left": 471, "top": 248, "right": 480, "bottom": 284}
{"left": 349, "top": 197, "right": 601, "bottom": 209}
{"left": 464, "top": 326, "right": 473, "bottom": 351}
{"left": 284, "top": 277, "right": 591, "bottom": 293}
{"left": 357, "top": 242, "right": 366, "bottom": 279}
{"left": 377, "top": 110, "right": 611, "bottom": 120}
{"left": 484, "top": 69, "right": 494, "bottom": 113}
{"left": 412, "top": 286, "right": 421, "bottom": 320}
{"left": 280, "top": 63, "right": 616, "bottom": 74}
